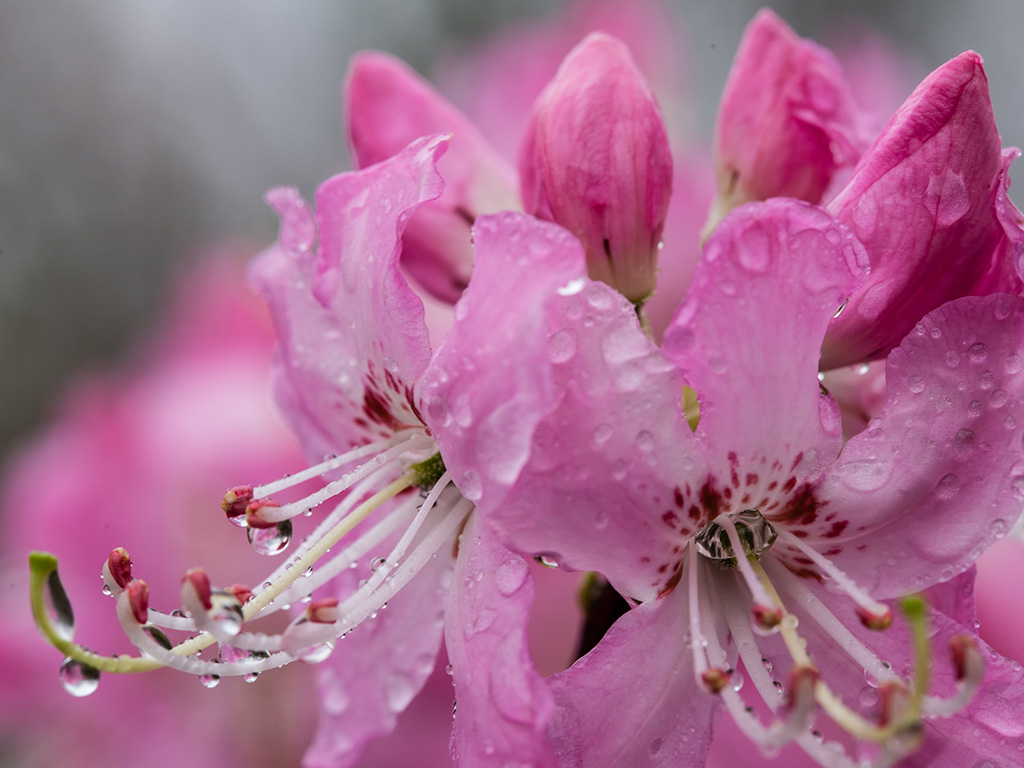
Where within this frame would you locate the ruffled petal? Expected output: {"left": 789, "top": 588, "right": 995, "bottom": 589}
{"left": 422, "top": 211, "right": 705, "bottom": 602}
{"left": 663, "top": 200, "right": 868, "bottom": 521}
{"left": 346, "top": 52, "right": 518, "bottom": 302}
{"left": 252, "top": 136, "right": 448, "bottom": 455}
{"left": 303, "top": 530, "right": 454, "bottom": 768}
{"left": 819, "top": 293, "right": 1024, "bottom": 597}
{"left": 548, "top": 590, "right": 721, "bottom": 768}
{"left": 445, "top": 515, "right": 557, "bottom": 767}
{"left": 823, "top": 52, "right": 1022, "bottom": 368}
{"left": 706, "top": 9, "right": 862, "bottom": 232}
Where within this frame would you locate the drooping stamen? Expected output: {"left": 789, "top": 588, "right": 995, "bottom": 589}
{"left": 685, "top": 543, "right": 731, "bottom": 692}
{"left": 775, "top": 528, "right": 891, "bottom": 629}
{"left": 925, "top": 634, "right": 985, "bottom": 716}
{"left": 101, "top": 547, "right": 133, "bottom": 596}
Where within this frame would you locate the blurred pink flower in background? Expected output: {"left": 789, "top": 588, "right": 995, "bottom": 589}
{"left": 0, "top": 249, "right": 316, "bottom": 767}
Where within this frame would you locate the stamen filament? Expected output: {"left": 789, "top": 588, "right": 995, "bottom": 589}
{"left": 776, "top": 529, "right": 890, "bottom": 622}
{"left": 686, "top": 542, "right": 712, "bottom": 680}
{"left": 253, "top": 434, "right": 431, "bottom": 522}
{"left": 719, "top": 515, "right": 777, "bottom": 616}
{"left": 253, "top": 433, "right": 417, "bottom": 497}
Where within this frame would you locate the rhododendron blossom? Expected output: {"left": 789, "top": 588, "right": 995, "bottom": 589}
{"left": 25, "top": 5, "right": 1024, "bottom": 768}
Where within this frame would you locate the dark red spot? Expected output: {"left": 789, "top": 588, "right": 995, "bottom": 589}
{"left": 727, "top": 451, "right": 739, "bottom": 466}
{"left": 745, "top": 473, "right": 759, "bottom": 486}
{"left": 823, "top": 546, "right": 843, "bottom": 556}
{"left": 790, "top": 452, "right": 804, "bottom": 471}
{"left": 688, "top": 505, "right": 701, "bottom": 521}
{"left": 640, "top": 556, "right": 652, "bottom": 564}
{"left": 723, "top": 487, "right": 733, "bottom": 500}
{"left": 658, "top": 560, "right": 684, "bottom": 597}
{"left": 741, "top": 493, "right": 751, "bottom": 505}
{"left": 782, "top": 476, "right": 797, "bottom": 493}
{"left": 673, "top": 487, "right": 685, "bottom": 508}
{"left": 700, "top": 479, "right": 723, "bottom": 521}
{"left": 824, "top": 520, "right": 849, "bottom": 539}
{"left": 657, "top": 563, "right": 668, "bottom": 574}
{"left": 785, "top": 564, "right": 824, "bottom": 582}
{"left": 767, "top": 481, "right": 778, "bottom": 491}
{"left": 662, "top": 510, "right": 680, "bottom": 527}
{"left": 774, "top": 483, "right": 823, "bottom": 526}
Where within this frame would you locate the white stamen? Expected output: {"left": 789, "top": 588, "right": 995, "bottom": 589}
{"left": 718, "top": 514, "right": 778, "bottom": 619}
{"left": 766, "top": 559, "right": 897, "bottom": 686}
{"left": 254, "top": 434, "right": 413, "bottom": 497}
{"left": 775, "top": 529, "right": 890, "bottom": 622}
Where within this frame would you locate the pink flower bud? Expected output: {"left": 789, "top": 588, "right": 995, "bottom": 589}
{"left": 706, "top": 9, "right": 862, "bottom": 234}
{"left": 822, "top": 52, "right": 1024, "bottom": 369}
{"left": 345, "top": 52, "right": 518, "bottom": 303}
{"left": 519, "top": 33, "right": 673, "bottom": 304}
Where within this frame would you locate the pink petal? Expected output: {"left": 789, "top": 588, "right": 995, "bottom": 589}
{"left": 823, "top": 52, "right": 1024, "bottom": 368}
{"left": 548, "top": 591, "right": 720, "bottom": 767}
{"left": 820, "top": 294, "right": 1024, "bottom": 598}
{"left": 445, "top": 515, "right": 557, "bottom": 767}
{"left": 252, "top": 136, "right": 447, "bottom": 454}
{"left": 707, "top": 9, "right": 862, "bottom": 230}
{"left": 519, "top": 32, "right": 674, "bottom": 303}
{"left": 304, "top": 531, "right": 454, "bottom": 768}
{"left": 663, "top": 200, "right": 868, "bottom": 517}
{"left": 346, "top": 52, "right": 518, "bottom": 302}
{"left": 976, "top": 537, "right": 1024, "bottom": 664}
{"left": 421, "top": 211, "right": 705, "bottom": 602}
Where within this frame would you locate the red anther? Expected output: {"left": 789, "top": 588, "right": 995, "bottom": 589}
{"left": 700, "top": 667, "right": 731, "bottom": 693}
{"left": 753, "top": 604, "right": 784, "bottom": 629}
{"left": 127, "top": 580, "right": 150, "bottom": 624}
{"left": 225, "top": 584, "right": 254, "bottom": 605}
{"left": 107, "top": 547, "right": 133, "bottom": 588}
{"left": 245, "top": 499, "right": 281, "bottom": 529}
{"left": 222, "top": 485, "right": 254, "bottom": 519}
{"left": 785, "top": 665, "right": 819, "bottom": 710}
{"left": 879, "top": 680, "right": 912, "bottom": 727}
{"left": 857, "top": 605, "right": 894, "bottom": 631}
{"left": 950, "top": 634, "right": 982, "bottom": 682}
{"left": 183, "top": 568, "right": 213, "bottom": 610}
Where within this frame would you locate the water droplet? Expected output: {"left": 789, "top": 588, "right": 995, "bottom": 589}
{"left": 143, "top": 625, "right": 173, "bottom": 651}
{"left": 297, "top": 640, "right": 335, "bottom": 664}
{"left": 980, "top": 370, "right": 996, "bottom": 390}
{"left": 968, "top": 342, "right": 989, "bottom": 363}
{"left": 594, "top": 510, "right": 609, "bottom": 530}
{"left": 535, "top": 552, "right": 562, "bottom": 569}
{"left": 636, "top": 431, "right": 655, "bottom": 451}
{"left": 547, "top": 329, "right": 577, "bottom": 364}
{"left": 1006, "top": 354, "right": 1023, "bottom": 374}
{"left": 761, "top": 658, "right": 773, "bottom": 672}
{"left": 557, "top": 277, "right": 586, "bottom": 296}
{"left": 247, "top": 520, "right": 293, "bottom": 556}
{"left": 992, "top": 519, "right": 1008, "bottom": 538}
{"left": 929, "top": 326, "right": 942, "bottom": 339}
{"left": 968, "top": 400, "right": 983, "bottom": 418}
{"left": 585, "top": 283, "right": 613, "bottom": 309}
{"left": 458, "top": 470, "right": 482, "bottom": 502}
{"left": 935, "top": 473, "right": 960, "bottom": 499}
{"left": 495, "top": 556, "right": 528, "bottom": 596}
{"left": 243, "top": 672, "right": 260, "bottom": 683}
{"left": 382, "top": 356, "right": 398, "bottom": 373}
{"left": 445, "top": 664, "right": 454, "bottom": 675}
{"left": 991, "top": 389, "right": 1009, "bottom": 408}
{"left": 859, "top": 685, "right": 879, "bottom": 706}
{"left": 592, "top": 423, "right": 613, "bottom": 445}
{"left": 954, "top": 429, "right": 975, "bottom": 451}
{"left": 386, "top": 672, "right": 415, "bottom": 712}
{"left": 59, "top": 658, "right": 100, "bottom": 697}
{"left": 370, "top": 556, "right": 387, "bottom": 573}
{"left": 928, "top": 171, "right": 969, "bottom": 226}
{"left": 200, "top": 673, "right": 221, "bottom": 689}
{"left": 907, "top": 375, "right": 926, "bottom": 394}
{"left": 101, "top": 584, "right": 111, "bottom": 597}
{"left": 772, "top": 680, "right": 784, "bottom": 695}
{"left": 945, "top": 351, "right": 961, "bottom": 369}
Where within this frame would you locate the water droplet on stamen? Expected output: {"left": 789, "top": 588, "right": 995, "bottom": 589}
{"left": 370, "top": 556, "right": 387, "bottom": 573}
{"left": 247, "top": 520, "right": 293, "bottom": 556}
{"left": 59, "top": 658, "right": 100, "bottom": 697}
{"left": 200, "top": 673, "right": 221, "bottom": 689}
{"left": 243, "top": 672, "right": 260, "bottom": 683}
{"left": 535, "top": 553, "right": 561, "bottom": 569}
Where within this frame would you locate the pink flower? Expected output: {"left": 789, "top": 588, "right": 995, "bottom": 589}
{"left": 422, "top": 204, "right": 1024, "bottom": 766}
{"left": 2, "top": 252, "right": 314, "bottom": 767}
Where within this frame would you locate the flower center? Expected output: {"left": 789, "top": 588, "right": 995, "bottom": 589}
{"left": 694, "top": 508, "right": 778, "bottom": 562}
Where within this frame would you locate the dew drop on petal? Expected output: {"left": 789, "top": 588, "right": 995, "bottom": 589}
{"left": 1006, "top": 354, "right": 1024, "bottom": 375}
{"left": 547, "top": 329, "right": 577, "bottom": 364}
{"left": 859, "top": 685, "right": 879, "bottom": 706}
{"left": 59, "top": 658, "right": 100, "bottom": 697}
{"left": 968, "top": 343, "right": 988, "bottom": 363}
{"left": 535, "top": 552, "right": 561, "bottom": 569}
{"left": 458, "top": 470, "right": 482, "bottom": 502}
{"left": 495, "top": 556, "right": 528, "bottom": 596}
{"left": 907, "top": 375, "right": 926, "bottom": 394}
{"left": 954, "top": 429, "right": 975, "bottom": 451}
{"left": 935, "top": 473, "right": 960, "bottom": 500}
{"left": 247, "top": 520, "right": 293, "bottom": 556}
{"left": 386, "top": 672, "right": 415, "bottom": 712}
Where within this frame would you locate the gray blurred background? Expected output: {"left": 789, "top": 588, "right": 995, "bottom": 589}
{"left": 3, "top": 0, "right": 1023, "bottom": 458}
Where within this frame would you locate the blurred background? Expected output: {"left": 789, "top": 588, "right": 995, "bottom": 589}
{"left": 3, "top": 0, "right": 1024, "bottom": 458}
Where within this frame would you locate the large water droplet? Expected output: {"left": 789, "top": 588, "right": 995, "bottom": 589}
{"left": 243, "top": 672, "right": 260, "bottom": 683}
{"left": 248, "top": 520, "right": 293, "bottom": 556}
{"left": 207, "top": 591, "right": 246, "bottom": 637}
{"left": 495, "top": 556, "right": 528, "bottom": 596}
{"left": 907, "top": 374, "right": 926, "bottom": 394}
{"left": 1006, "top": 354, "right": 1023, "bottom": 375}
{"left": 968, "top": 342, "right": 989, "bottom": 364}
{"left": 59, "top": 658, "right": 100, "bottom": 697}
{"left": 535, "top": 552, "right": 562, "bottom": 569}
{"left": 935, "top": 473, "right": 960, "bottom": 500}
{"left": 143, "top": 625, "right": 173, "bottom": 651}
{"left": 694, "top": 509, "right": 778, "bottom": 561}
{"left": 458, "top": 470, "right": 482, "bottom": 502}
{"left": 297, "top": 640, "right": 335, "bottom": 664}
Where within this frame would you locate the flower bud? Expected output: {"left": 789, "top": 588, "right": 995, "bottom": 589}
{"left": 706, "top": 9, "right": 861, "bottom": 235}
{"left": 519, "top": 33, "right": 673, "bottom": 304}
{"left": 822, "top": 51, "right": 1024, "bottom": 369}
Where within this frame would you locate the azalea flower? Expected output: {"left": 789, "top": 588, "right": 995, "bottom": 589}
{"left": 3, "top": 254, "right": 315, "bottom": 767}
{"left": 421, "top": 203, "right": 1024, "bottom": 766}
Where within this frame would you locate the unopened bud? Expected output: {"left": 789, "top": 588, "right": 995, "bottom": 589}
{"left": 519, "top": 33, "right": 673, "bottom": 304}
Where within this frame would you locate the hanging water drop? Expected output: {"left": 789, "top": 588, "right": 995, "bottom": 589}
{"left": 59, "top": 658, "right": 100, "bottom": 697}
{"left": 45, "top": 571, "right": 75, "bottom": 643}
{"left": 243, "top": 672, "right": 260, "bottom": 684}
{"left": 200, "top": 673, "right": 221, "bottom": 689}
{"left": 143, "top": 625, "right": 173, "bottom": 651}
{"left": 207, "top": 592, "right": 245, "bottom": 637}
{"left": 247, "top": 519, "right": 293, "bottom": 555}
